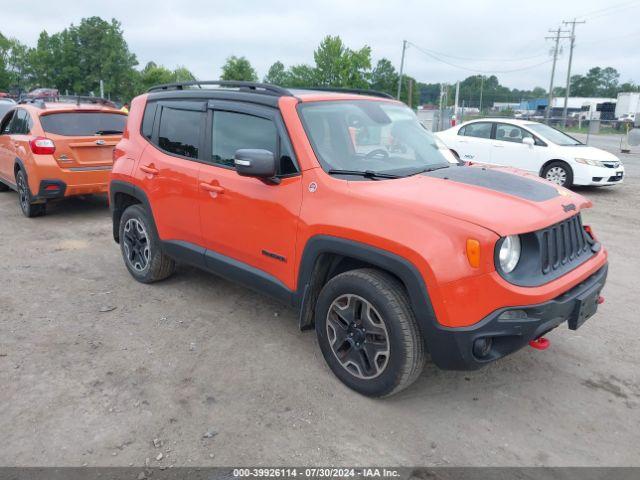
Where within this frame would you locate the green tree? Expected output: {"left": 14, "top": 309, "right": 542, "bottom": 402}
{"left": 263, "top": 61, "right": 289, "bottom": 85}
{"left": 370, "top": 58, "right": 398, "bottom": 95}
{"left": 313, "top": 35, "right": 371, "bottom": 88}
{"left": 570, "top": 66, "right": 620, "bottom": 97}
{"left": 136, "top": 62, "right": 196, "bottom": 93}
{"left": 220, "top": 56, "right": 257, "bottom": 82}
{"left": 27, "top": 17, "right": 138, "bottom": 100}
{"left": 0, "top": 33, "right": 31, "bottom": 92}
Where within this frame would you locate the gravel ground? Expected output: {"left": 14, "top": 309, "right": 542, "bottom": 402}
{"left": 0, "top": 135, "right": 638, "bottom": 467}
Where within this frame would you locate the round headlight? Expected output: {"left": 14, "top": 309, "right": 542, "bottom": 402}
{"left": 498, "top": 235, "right": 521, "bottom": 273}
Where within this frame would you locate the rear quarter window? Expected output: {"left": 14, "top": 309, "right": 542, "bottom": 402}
{"left": 40, "top": 112, "right": 127, "bottom": 136}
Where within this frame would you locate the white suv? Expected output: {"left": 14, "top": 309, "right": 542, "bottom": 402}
{"left": 436, "top": 118, "right": 624, "bottom": 188}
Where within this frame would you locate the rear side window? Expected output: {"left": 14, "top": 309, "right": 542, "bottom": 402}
{"left": 0, "top": 104, "right": 14, "bottom": 124}
{"left": 459, "top": 122, "right": 492, "bottom": 139}
{"left": 141, "top": 102, "right": 157, "bottom": 140}
{"left": 40, "top": 112, "right": 127, "bottom": 136}
{"left": 10, "top": 109, "right": 32, "bottom": 134}
{"left": 1, "top": 110, "right": 15, "bottom": 134}
{"left": 157, "top": 107, "right": 202, "bottom": 159}
{"left": 211, "top": 111, "right": 277, "bottom": 168}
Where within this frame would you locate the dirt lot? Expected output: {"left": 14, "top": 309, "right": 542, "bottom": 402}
{"left": 1, "top": 135, "right": 639, "bottom": 467}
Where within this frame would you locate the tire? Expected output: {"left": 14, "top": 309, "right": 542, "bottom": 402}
{"left": 118, "top": 204, "right": 175, "bottom": 283}
{"left": 542, "top": 161, "right": 574, "bottom": 188}
{"left": 16, "top": 169, "right": 46, "bottom": 218}
{"left": 315, "top": 268, "right": 425, "bottom": 397}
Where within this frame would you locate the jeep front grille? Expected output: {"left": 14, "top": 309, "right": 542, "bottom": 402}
{"left": 540, "top": 214, "right": 590, "bottom": 275}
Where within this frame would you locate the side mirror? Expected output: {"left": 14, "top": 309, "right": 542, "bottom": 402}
{"left": 234, "top": 149, "right": 279, "bottom": 183}
{"left": 522, "top": 137, "right": 535, "bottom": 148}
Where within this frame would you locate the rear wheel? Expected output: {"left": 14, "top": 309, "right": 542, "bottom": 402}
{"left": 542, "top": 161, "right": 574, "bottom": 188}
{"left": 315, "top": 268, "right": 424, "bottom": 397}
{"left": 119, "top": 204, "right": 175, "bottom": 283}
{"left": 16, "top": 169, "right": 46, "bottom": 218}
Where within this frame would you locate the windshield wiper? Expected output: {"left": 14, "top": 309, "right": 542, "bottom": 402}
{"left": 327, "top": 169, "right": 401, "bottom": 179}
{"left": 95, "top": 129, "right": 123, "bottom": 135}
{"left": 406, "top": 164, "right": 451, "bottom": 176}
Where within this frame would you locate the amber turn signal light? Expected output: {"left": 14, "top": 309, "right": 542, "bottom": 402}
{"left": 466, "top": 239, "right": 481, "bottom": 268}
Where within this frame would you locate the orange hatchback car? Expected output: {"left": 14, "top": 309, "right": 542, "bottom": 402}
{"left": 0, "top": 98, "right": 127, "bottom": 217}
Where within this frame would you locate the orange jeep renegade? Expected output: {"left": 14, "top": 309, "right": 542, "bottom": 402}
{"left": 109, "top": 81, "right": 608, "bottom": 397}
{"left": 0, "top": 97, "right": 127, "bottom": 217}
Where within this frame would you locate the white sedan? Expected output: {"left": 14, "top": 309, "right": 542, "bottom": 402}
{"left": 436, "top": 118, "right": 625, "bottom": 188}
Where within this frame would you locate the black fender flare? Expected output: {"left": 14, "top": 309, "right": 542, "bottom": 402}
{"left": 109, "top": 180, "right": 157, "bottom": 243}
{"left": 296, "top": 235, "right": 478, "bottom": 369}
{"left": 295, "top": 235, "right": 438, "bottom": 333}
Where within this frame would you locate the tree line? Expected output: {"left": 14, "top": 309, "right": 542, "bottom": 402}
{"left": 2, "top": 16, "right": 638, "bottom": 106}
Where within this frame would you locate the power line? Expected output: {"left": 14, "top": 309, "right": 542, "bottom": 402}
{"left": 408, "top": 41, "right": 553, "bottom": 74}
{"left": 579, "top": 1, "right": 640, "bottom": 20}
{"left": 405, "top": 44, "right": 548, "bottom": 63}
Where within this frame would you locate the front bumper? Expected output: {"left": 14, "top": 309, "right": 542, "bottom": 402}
{"left": 428, "top": 263, "right": 608, "bottom": 370}
{"left": 574, "top": 164, "right": 625, "bottom": 186}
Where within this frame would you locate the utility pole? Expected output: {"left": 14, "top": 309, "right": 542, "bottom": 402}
{"left": 479, "top": 75, "right": 484, "bottom": 113}
{"left": 397, "top": 40, "right": 408, "bottom": 100}
{"left": 545, "top": 27, "right": 570, "bottom": 123}
{"left": 454, "top": 80, "right": 460, "bottom": 120}
{"left": 562, "top": 18, "right": 585, "bottom": 127}
{"left": 99, "top": 79, "right": 104, "bottom": 99}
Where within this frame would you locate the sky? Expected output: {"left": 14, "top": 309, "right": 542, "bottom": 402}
{"left": 2, "top": 0, "right": 639, "bottom": 91}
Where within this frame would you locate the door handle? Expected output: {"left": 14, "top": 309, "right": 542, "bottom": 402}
{"left": 140, "top": 164, "right": 159, "bottom": 175}
{"left": 492, "top": 144, "right": 505, "bottom": 148}
{"left": 200, "top": 182, "right": 225, "bottom": 194}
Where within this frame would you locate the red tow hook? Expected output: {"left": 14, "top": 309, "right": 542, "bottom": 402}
{"left": 597, "top": 296, "right": 605, "bottom": 305}
{"left": 529, "top": 337, "right": 550, "bottom": 350}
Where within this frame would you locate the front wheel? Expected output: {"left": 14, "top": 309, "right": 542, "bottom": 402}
{"left": 16, "top": 169, "right": 46, "bottom": 217}
{"left": 119, "top": 204, "right": 175, "bottom": 283}
{"left": 315, "top": 268, "right": 425, "bottom": 397}
{"left": 542, "top": 161, "right": 574, "bottom": 188}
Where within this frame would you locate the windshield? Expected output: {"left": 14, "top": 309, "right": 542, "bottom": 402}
{"left": 526, "top": 123, "right": 583, "bottom": 146}
{"left": 299, "top": 100, "right": 453, "bottom": 176}
{"left": 40, "top": 112, "right": 127, "bottom": 136}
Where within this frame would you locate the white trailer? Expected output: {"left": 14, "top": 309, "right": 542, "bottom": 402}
{"left": 615, "top": 92, "right": 640, "bottom": 119}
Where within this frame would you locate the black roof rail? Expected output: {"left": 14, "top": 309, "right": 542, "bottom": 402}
{"left": 147, "top": 80, "right": 292, "bottom": 97}
{"left": 293, "top": 87, "right": 395, "bottom": 99}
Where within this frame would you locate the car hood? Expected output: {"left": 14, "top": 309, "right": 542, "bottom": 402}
{"left": 348, "top": 165, "right": 591, "bottom": 236}
{"left": 557, "top": 145, "right": 621, "bottom": 162}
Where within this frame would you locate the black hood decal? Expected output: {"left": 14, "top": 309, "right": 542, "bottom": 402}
{"left": 423, "top": 166, "right": 559, "bottom": 202}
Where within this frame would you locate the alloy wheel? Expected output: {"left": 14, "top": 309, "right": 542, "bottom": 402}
{"left": 122, "top": 218, "right": 151, "bottom": 272}
{"left": 17, "top": 172, "right": 29, "bottom": 213}
{"left": 325, "top": 294, "right": 390, "bottom": 379}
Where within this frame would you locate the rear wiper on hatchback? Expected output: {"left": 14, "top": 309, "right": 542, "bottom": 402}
{"left": 327, "top": 169, "right": 401, "bottom": 180}
{"left": 95, "top": 129, "right": 123, "bottom": 135}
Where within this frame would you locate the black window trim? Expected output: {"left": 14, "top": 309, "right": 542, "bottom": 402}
{"left": 204, "top": 99, "right": 300, "bottom": 177}
{"left": 150, "top": 100, "right": 207, "bottom": 162}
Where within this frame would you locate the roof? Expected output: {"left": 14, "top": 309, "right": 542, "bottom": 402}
{"left": 461, "top": 118, "right": 538, "bottom": 127}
